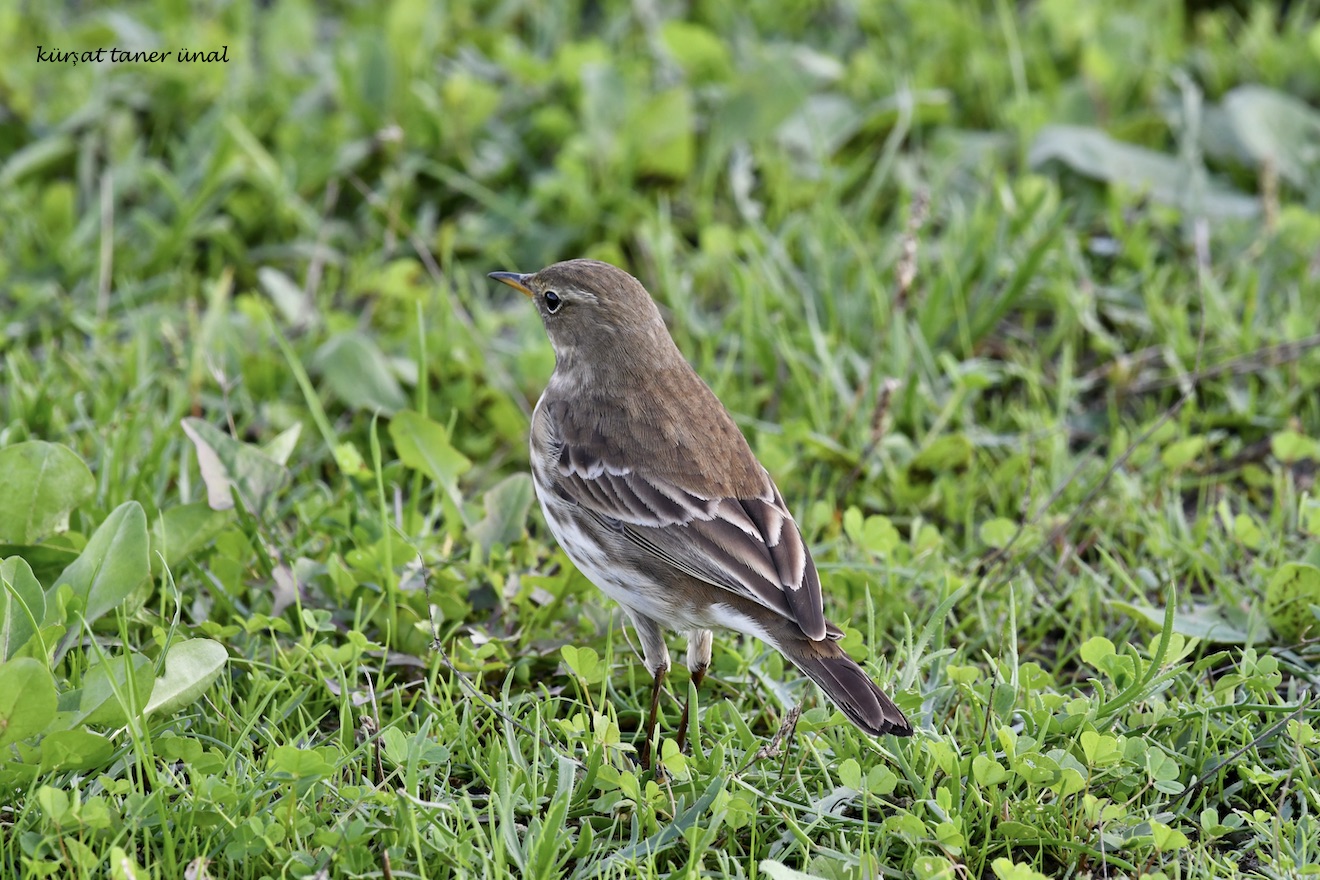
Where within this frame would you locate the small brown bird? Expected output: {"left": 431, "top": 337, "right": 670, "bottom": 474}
{"left": 491, "top": 259, "right": 912, "bottom": 764}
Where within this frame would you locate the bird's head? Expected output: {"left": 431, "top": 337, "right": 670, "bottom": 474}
{"left": 490, "top": 259, "right": 672, "bottom": 370}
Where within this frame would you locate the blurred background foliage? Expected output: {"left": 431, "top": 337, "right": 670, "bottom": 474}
{"left": 3, "top": 0, "right": 1320, "bottom": 876}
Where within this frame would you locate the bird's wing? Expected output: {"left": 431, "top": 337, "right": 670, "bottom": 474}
{"left": 539, "top": 404, "right": 829, "bottom": 640}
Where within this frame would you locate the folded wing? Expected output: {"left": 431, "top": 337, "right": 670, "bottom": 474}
{"left": 546, "top": 423, "right": 829, "bottom": 641}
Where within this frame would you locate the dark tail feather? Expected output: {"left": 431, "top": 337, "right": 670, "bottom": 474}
{"left": 779, "top": 639, "right": 913, "bottom": 737}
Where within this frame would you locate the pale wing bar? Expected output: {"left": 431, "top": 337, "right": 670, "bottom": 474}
{"left": 551, "top": 452, "right": 827, "bottom": 639}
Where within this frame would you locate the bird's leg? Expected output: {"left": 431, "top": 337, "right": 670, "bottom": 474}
{"left": 628, "top": 613, "right": 672, "bottom": 771}
{"left": 676, "top": 629, "right": 712, "bottom": 754}
{"left": 641, "top": 666, "right": 667, "bottom": 770}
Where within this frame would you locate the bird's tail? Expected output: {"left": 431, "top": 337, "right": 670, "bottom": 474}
{"left": 777, "top": 637, "right": 913, "bottom": 737}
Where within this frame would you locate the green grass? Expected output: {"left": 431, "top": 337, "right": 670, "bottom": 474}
{"left": 3, "top": 1, "right": 1320, "bottom": 877}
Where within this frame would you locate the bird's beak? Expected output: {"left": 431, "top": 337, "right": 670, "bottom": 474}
{"left": 488, "top": 271, "right": 534, "bottom": 298}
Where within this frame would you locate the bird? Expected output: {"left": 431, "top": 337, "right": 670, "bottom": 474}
{"left": 490, "top": 259, "right": 913, "bottom": 766}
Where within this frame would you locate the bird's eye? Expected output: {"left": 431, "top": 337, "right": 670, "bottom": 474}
{"left": 544, "top": 290, "right": 563, "bottom": 313}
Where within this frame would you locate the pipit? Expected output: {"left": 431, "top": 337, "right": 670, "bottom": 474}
{"left": 491, "top": 259, "right": 912, "bottom": 766}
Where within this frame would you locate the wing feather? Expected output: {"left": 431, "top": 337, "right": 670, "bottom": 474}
{"left": 545, "top": 420, "right": 828, "bottom": 639}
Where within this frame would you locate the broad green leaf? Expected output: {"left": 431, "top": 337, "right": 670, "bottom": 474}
{"left": 39, "top": 729, "right": 115, "bottom": 771}
{"left": 468, "top": 474, "right": 534, "bottom": 556}
{"left": 837, "top": 757, "right": 862, "bottom": 789}
{"left": 257, "top": 267, "right": 314, "bottom": 328}
{"left": 1012, "top": 752, "right": 1061, "bottom": 785}
{"left": 1113, "top": 600, "right": 1255, "bottom": 644}
{"left": 35, "top": 785, "right": 69, "bottom": 822}
{"left": 51, "top": 501, "right": 150, "bottom": 630}
{"left": 979, "top": 517, "right": 1018, "bottom": 550}
{"left": 1079, "top": 731, "right": 1123, "bottom": 766}
{"left": 333, "top": 441, "right": 371, "bottom": 480}
{"left": 991, "top": 858, "right": 1050, "bottom": 880}
{"left": 858, "top": 514, "right": 900, "bottom": 555}
{"left": 1079, "top": 636, "right": 1116, "bottom": 668}
{"left": 1271, "top": 430, "right": 1320, "bottom": 464}
{"left": 1, "top": 557, "right": 45, "bottom": 660}
{"left": 313, "top": 331, "right": 407, "bottom": 414}
{"left": 65, "top": 653, "right": 156, "bottom": 728}
{"left": 268, "top": 743, "right": 335, "bottom": 779}
{"left": 181, "top": 418, "right": 289, "bottom": 513}
{"left": 635, "top": 88, "right": 695, "bottom": 181}
{"left": 911, "top": 434, "right": 973, "bottom": 473}
{"left": 842, "top": 507, "right": 865, "bottom": 544}
{"left": 912, "top": 856, "right": 959, "bottom": 880}
{"left": 145, "top": 639, "right": 228, "bottom": 717}
{"left": 560, "top": 644, "right": 603, "bottom": 685}
{"left": 150, "top": 503, "right": 232, "bottom": 574}
{"left": 1161, "top": 436, "right": 1207, "bottom": 469}
{"left": 1304, "top": 501, "right": 1320, "bottom": 538}
{"left": 972, "top": 754, "right": 1010, "bottom": 785}
{"left": 777, "top": 93, "right": 860, "bottom": 168}
{"left": 1265, "top": 563, "right": 1320, "bottom": 642}
{"left": 708, "top": 51, "right": 814, "bottom": 159}
{"left": 660, "top": 21, "right": 732, "bottom": 83}
{"left": 1150, "top": 819, "right": 1191, "bottom": 852}
{"left": 0, "top": 658, "right": 58, "bottom": 748}
{"left": 0, "top": 441, "right": 95, "bottom": 544}
{"left": 155, "top": 734, "right": 205, "bottom": 764}
{"left": 992, "top": 682, "right": 1018, "bottom": 716}
{"left": 760, "top": 860, "right": 827, "bottom": 880}
{"left": 946, "top": 664, "right": 981, "bottom": 684}
{"left": 389, "top": 409, "right": 472, "bottom": 488}
{"left": 863, "top": 765, "right": 898, "bottom": 795}
{"left": 439, "top": 73, "right": 503, "bottom": 137}
{"left": 1222, "top": 85, "right": 1320, "bottom": 189}
{"left": 579, "top": 61, "right": 630, "bottom": 164}
{"left": 1029, "top": 125, "right": 1258, "bottom": 219}
{"left": 1232, "top": 513, "right": 1265, "bottom": 550}
{"left": 261, "top": 423, "right": 303, "bottom": 467}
